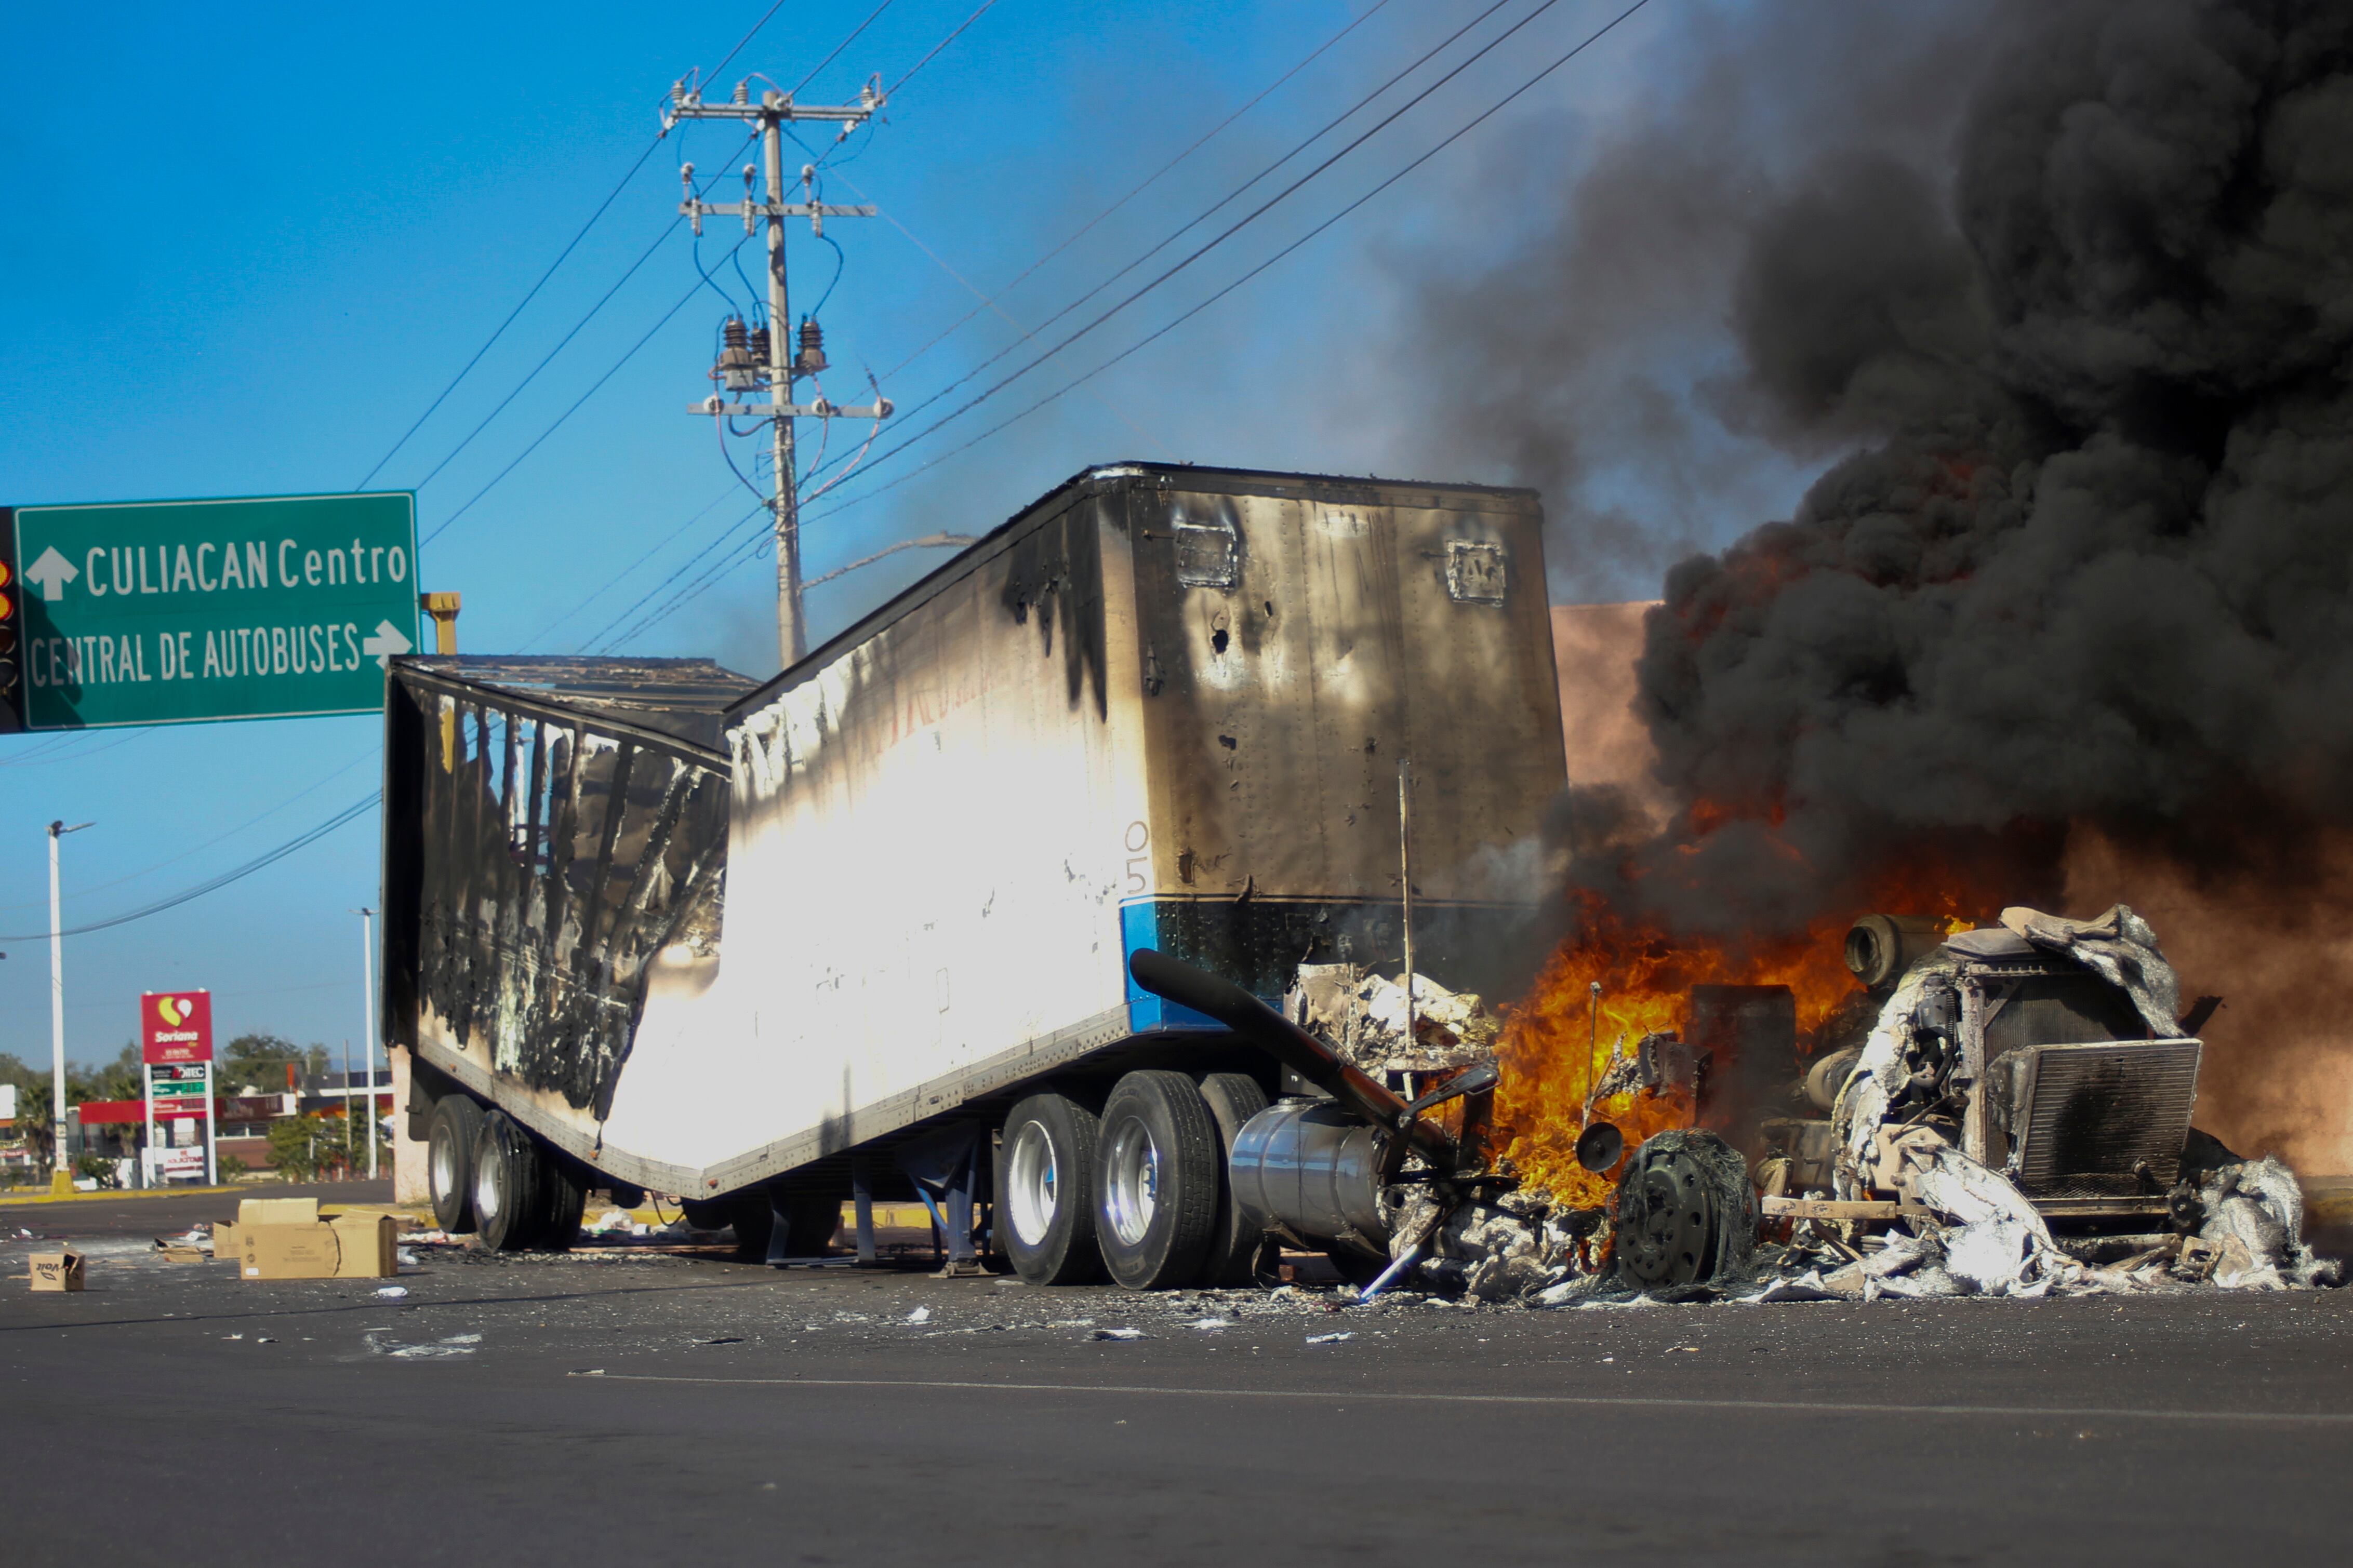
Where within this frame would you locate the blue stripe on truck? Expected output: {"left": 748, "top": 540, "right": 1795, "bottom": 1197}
{"left": 1119, "top": 900, "right": 1226, "bottom": 1033}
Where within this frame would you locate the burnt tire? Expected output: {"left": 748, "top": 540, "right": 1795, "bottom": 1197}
{"left": 779, "top": 1192, "right": 842, "bottom": 1258}
{"left": 1095, "top": 1069, "right": 1220, "bottom": 1291}
{"left": 727, "top": 1196, "right": 774, "bottom": 1262}
{"left": 1193, "top": 1071, "right": 1270, "bottom": 1286}
{"left": 537, "top": 1152, "right": 588, "bottom": 1252}
{"left": 1001, "top": 1091, "right": 1104, "bottom": 1285}
{"left": 427, "top": 1094, "right": 485, "bottom": 1234}
{"left": 471, "top": 1110, "right": 547, "bottom": 1252}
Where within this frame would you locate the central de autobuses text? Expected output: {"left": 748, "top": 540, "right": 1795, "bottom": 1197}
{"left": 29, "top": 622, "right": 387, "bottom": 687}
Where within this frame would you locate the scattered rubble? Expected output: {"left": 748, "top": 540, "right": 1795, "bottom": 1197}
{"left": 1286, "top": 964, "right": 1499, "bottom": 1073}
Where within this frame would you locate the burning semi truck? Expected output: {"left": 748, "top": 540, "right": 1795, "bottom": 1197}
{"left": 384, "top": 463, "right": 1564, "bottom": 1286}
{"left": 383, "top": 462, "right": 2321, "bottom": 1296}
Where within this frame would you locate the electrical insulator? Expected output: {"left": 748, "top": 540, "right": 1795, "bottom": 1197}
{"left": 797, "top": 318, "right": 828, "bottom": 374}
{"left": 714, "top": 315, "right": 761, "bottom": 392}
{"left": 749, "top": 325, "right": 772, "bottom": 365}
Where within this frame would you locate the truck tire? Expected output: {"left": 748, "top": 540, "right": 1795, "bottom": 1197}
{"left": 782, "top": 1192, "right": 842, "bottom": 1257}
{"left": 1095, "top": 1070, "right": 1219, "bottom": 1290}
{"left": 1194, "top": 1071, "right": 1270, "bottom": 1286}
{"left": 471, "top": 1110, "right": 547, "bottom": 1252}
{"left": 538, "top": 1153, "right": 588, "bottom": 1252}
{"left": 727, "top": 1194, "right": 774, "bottom": 1262}
{"left": 427, "top": 1094, "right": 485, "bottom": 1234}
{"left": 1001, "top": 1091, "right": 1104, "bottom": 1285}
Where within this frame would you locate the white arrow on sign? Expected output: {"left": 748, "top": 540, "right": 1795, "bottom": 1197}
{"left": 361, "top": 620, "right": 414, "bottom": 669}
{"left": 24, "top": 545, "right": 78, "bottom": 601}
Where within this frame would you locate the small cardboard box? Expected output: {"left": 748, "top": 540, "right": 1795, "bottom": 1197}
{"left": 235, "top": 1199, "right": 397, "bottom": 1280}
{"left": 211, "top": 1221, "right": 238, "bottom": 1258}
{"left": 30, "top": 1251, "right": 85, "bottom": 1292}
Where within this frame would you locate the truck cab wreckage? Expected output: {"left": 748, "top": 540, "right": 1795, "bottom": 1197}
{"left": 381, "top": 462, "right": 2327, "bottom": 1301}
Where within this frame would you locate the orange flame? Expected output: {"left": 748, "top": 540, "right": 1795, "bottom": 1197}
{"left": 1483, "top": 848, "right": 2003, "bottom": 1207}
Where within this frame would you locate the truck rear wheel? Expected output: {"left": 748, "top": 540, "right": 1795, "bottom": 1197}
{"left": 427, "top": 1094, "right": 485, "bottom": 1234}
{"left": 471, "top": 1110, "right": 547, "bottom": 1252}
{"left": 781, "top": 1192, "right": 842, "bottom": 1257}
{"left": 1194, "top": 1072, "right": 1270, "bottom": 1286}
{"left": 537, "top": 1153, "right": 587, "bottom": 1252}
{"left": 1095, "top": 1070, "right": 1219, "bottom": 1290}
{"left": 1001, "top": 1091, "right": 1104, "bottom": 1285}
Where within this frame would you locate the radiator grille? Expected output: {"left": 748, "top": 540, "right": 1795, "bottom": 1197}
{"left": 2012, "top": 1039, "right": 2202, "bottom": 1197}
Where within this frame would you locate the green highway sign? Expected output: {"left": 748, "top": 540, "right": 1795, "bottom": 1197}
{"left": 7, "top": 492, "right": 420, "bottom": 730}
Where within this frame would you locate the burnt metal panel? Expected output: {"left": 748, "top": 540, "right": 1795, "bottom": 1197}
{"left": 385, "top": 660, "right": 739, "bottom": 1118}
{"left": 2009, "top": 1039, "right": 2203, "bottom": 1197}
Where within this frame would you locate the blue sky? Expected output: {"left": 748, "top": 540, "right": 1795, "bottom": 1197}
{"left": 0, "top": 0, "right": 1887, "bottom": 1065}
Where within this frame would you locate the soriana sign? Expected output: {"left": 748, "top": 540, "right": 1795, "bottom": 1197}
{"left": 140, "top": 990, "right": 214, "bottom": 1064}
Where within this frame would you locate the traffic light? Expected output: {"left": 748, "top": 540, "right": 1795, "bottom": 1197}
{"left": 0, "top": 507, "right": 19, "bottom": 731}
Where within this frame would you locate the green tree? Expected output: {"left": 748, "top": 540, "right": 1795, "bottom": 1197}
{"left": 7, "top": 1077, "right": 56, "bottom": 1175}
{"left": 266, "top": 1111, "right": 361, "bottom": 1182}
{"left": 266, "top": 1113, "right": 323, "bottom": 1182}
{"left": 67, "top": 1044, "right": 142, "bottom": 1105}
{"left": 220, "top": 1034, "right": 307, "bottom": 1095}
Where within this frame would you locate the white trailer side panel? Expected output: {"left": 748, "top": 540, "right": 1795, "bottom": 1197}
{"left": 598, "top": 500, "right": 1152, "bottom": 1171}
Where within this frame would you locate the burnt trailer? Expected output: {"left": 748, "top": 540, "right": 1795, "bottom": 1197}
{"left": 383, "top": 463, "right": 1567, "bottom": 1283}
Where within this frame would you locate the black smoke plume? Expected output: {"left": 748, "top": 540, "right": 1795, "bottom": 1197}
{"left": 1440, "top": 0, "right": 2353, "bottom": 933}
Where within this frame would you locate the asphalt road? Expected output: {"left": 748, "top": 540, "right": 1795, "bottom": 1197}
{"left": 3, "top": 1196, "right": 2348, "bottom": 1567}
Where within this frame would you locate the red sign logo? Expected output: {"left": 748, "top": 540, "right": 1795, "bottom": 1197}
{"left": 140, "top": 990, "right": 213, "bottom": 1064}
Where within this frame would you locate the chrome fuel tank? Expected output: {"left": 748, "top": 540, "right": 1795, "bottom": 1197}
{"left": 1228, "top": 1098, "right": 1392, "bottom": 1250}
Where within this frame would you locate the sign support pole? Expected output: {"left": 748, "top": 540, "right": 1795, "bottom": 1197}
{"left": 46, "top": 819, "right": 91, "bottom": 1195}
{"left": 143, "top": 1056, "right": 156, "bottom": 1190}
{"left": 203, "top": 1061, "right": 217, "bottom": 1187}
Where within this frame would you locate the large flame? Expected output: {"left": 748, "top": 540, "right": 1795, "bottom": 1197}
{"left": 1482, "top": 850, "right": 2000, "bottom": 1208}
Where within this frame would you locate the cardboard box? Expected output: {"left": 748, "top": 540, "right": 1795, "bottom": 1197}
{"left": 29, "top": 1251, "right": 85, "bottom": 1292}
{"left": 211, "top": 1221, "right": 237, "bottom": 1258}
{"left": 234, "top": 1199, "right": 397, "bottom": 1280}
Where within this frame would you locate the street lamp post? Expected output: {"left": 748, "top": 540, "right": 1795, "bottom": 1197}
{"left": 47, "top": 819, "right": 94, "bottom": 1196}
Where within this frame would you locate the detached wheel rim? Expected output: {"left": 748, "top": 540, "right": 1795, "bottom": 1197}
{"left": 1007, "top": 1120, "right": 1060, "bottom": 1248}
{"left": 1102, "top": 1117, "right": 1161, "bottom": 1248}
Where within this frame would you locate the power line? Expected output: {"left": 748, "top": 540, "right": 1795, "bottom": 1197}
{"left": 529, "top": 6, "right": 1002, "bottom": 657}
{"left": 358, "top": 0, "right": 883, "bottom": 493}
{"left": 404, "top": 139, "right": 753, "bottom": 501}
{"left": 423, "top": 230, "right": 755, "bottom": 545}
{"left": 794, "top": 0, "right": 898, "bottom": 94}
{"left": 813, "top": 0, "right": 1570, "bottom": 487}
{"left": 677, "top": 0, "right": 1649, "bottom": 579}
{"left": 879, "top": 0, "right": 1395, "bottom": 383}
{"left": 355, "top": 137, "right": 669, "bottom": 490}
{"left": 708, "top": 0, "right": 793, "bottom": 86}
{"left": 0, "top": 747, "right": 382, "bottom": 916}
{"left": 825, "top": 0, "right": 1659, "bottom": 517}
{"left": 407, "top": 202, "right": 701, "bottom": 495}
{"left": 524, "top": 486, "right": 740, "bottom": 648}
{"left": 850, "top": 0, "right": 1532, "bottom": 463}
{"left": 806, "top": 153, "right": 1164, "bottom": 451}
{"left": 582, "top": 2, "right": 1559, "bottom": 647}
{"left": 1, "top": 792, "right": 379, "bottom": 942}
{"left": 584, "top": 502, "right": 771, "bottom": 650}
{"left": 885, "top": 0, "right": 998, "bottom": 97}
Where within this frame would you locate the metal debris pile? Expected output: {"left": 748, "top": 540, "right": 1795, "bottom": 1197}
{"left": 1279, "top": 909, "right": 2338, "bottom": 1309}
{"left": 1371, "top": 1134, "right": 2335, "bottom": 1308}
{"left": 1285, "top": 964, "right": 1500, "bottom": 1074}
